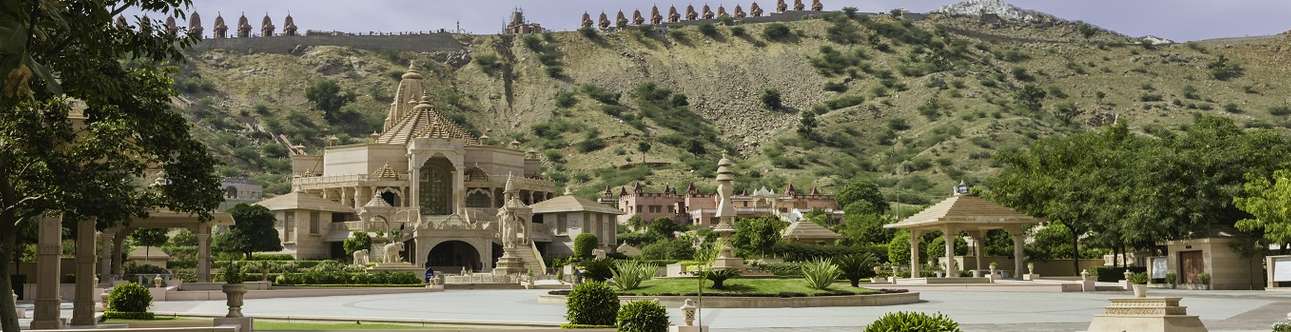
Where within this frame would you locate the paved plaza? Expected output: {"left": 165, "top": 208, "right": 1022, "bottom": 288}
{"left": 148, "top": 288, "right": 1291, "bottom": 331}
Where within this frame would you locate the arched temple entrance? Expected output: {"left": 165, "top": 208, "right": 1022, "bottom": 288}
{"left": 427, "top": 240, "right": 482, "bottom": 272}
{"left": 419, "top": 156, "right": 455, "bottom": 215}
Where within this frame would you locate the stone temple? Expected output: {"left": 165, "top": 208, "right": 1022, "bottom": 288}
{"left": 255, "top": 63, "right": 618, "bottom": 274}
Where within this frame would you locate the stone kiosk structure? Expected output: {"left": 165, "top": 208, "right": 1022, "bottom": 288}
{"left": 884, "top": 184, "right": 1040, "bottom": 282}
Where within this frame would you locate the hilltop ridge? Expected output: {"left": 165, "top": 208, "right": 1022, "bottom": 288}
{"left": 173, "top": 9, "right": 1291, "bottom": 205}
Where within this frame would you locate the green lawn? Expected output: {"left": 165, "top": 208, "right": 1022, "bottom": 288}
{"left": 619, "top": 278, "right": 877, "bottom": 296}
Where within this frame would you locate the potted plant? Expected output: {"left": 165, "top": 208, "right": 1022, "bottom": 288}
{"left": 1165, "top": 272, "right": 1178, "bottom": 289}
{"left": 1128, "top": 272, "right": 1149, "bottom": 298}
{"left": 221, "top": 261, "right": 246, "bottom": 318}
{"left": 1198, "top": 272, "right": 1211, "bottom": 290}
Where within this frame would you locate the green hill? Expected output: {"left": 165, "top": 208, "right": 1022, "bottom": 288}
{"left": 173, "top": 11, "right": 1291, "bottom": 206}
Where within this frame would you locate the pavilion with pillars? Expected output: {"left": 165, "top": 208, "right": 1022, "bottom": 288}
{"left": 884, "top": 185, "right": 1042, "bottom": 282}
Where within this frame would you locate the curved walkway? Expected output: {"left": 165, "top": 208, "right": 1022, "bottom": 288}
{"left": 151, "top": 289, "right": 1288, "bottom": 331}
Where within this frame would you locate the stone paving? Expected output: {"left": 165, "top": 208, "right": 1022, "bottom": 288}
{"left": 148, "top": 288, "right": 1291, "bottom": 331}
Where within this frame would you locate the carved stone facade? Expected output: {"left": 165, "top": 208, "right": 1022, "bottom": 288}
{"left": 609, "top": 181, "right": 839, "bottom": 227}
{"left": 505, "top": 9, "right": 544, "bottom": 34}
{"left": 589, "top": 1, "right": 824, "bottom": 28}
{"left": 257, "top": 64, "right": 568, "bottom": 275}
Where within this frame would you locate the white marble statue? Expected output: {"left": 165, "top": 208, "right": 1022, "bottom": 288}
{"left": 352, "top": 249, "right": 370, "bottom": 266}
{"left": 383, "top": 242, "right": 404, "bottom": 264}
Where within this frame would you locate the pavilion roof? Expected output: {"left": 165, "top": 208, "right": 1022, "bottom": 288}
{"left": 782, "top": 220, "right": 842, "bottom": 240}
{"left": 883, "top": 195, "right": 1040, "bottom": 230}
{"left": 130, "top": 208, "right": 234, "bottom": 228}
{"left": 530, "top": 195, "right": 623, "bottom": 215}
{"left": 256, "top": 191, "right": 354, "bottom": 213}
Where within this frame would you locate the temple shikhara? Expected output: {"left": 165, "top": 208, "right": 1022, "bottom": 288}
{"left": 254, "top": 63, "right": 615, "bottom": 274}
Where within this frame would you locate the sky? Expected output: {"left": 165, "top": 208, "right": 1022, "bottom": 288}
{"left": 134, "top": 0, "right": 1291, "bottom": 41}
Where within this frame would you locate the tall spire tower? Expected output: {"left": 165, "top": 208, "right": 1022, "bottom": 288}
{"left": 711, "top": 154, "right": 745, "bottom": 271}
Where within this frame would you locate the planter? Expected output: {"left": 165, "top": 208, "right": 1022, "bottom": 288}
{"left": 221, "top": 284, "right": 246, "bottom": 318}
{"left": 1132, "top": 284, "right": 1147, "bottom": 298}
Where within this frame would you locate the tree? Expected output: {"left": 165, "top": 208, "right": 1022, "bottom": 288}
{"left": 343, "top": 232, "right": 373, "bottom": 256}
{"left": 837, "top": 211, "right": 893, "bottom": 246}
{"left": 797, "top": 111, "right": 818, "bottom": 140}
{"left": 1013, "top": 84, "right": 1047, "bottom": 112}
{"left": 305, "top": 79, "right": 355, "bottom": 121}
{"left": 836, "top": 179, "right": 889, "bottom": 214}
{"left": 731, "top": 217, "right": 786, "bottom": 257}
{"left": 1, "top": 2, "right": 222, "bottom": 330}
{"left": 647, "top": 218, "right": 683, "bottom": 239}
{"left": 129, "top": 228, "right": 169, "bottom": 263}
{"left": 626, "top": 215, "right": 646, "bottom": 232}
{"left": 1235, "top": 170, "right": 1291, "bottom": 247}
{"left": 214, "top": 204, "right": 282, "bottom": 260}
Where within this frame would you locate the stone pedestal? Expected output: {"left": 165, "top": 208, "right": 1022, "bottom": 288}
{"left": 670, "top": 326, "right": 708, "bottom": 332}
{"left": 215, "top": 317, "right": 255, "bottom": 332}
{"left": 492, "top": 248, "right": 528, "bottom": 276}
{"left": 711, "top": 246, "right": 744, "bottom": 271}
{"left": 1086, "top": 297, "right": 1207, "bottom": 332}
{"left": 1023, "top": 273, "right": 1040, "bottom": 281}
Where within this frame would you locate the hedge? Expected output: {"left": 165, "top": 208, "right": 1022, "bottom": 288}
{"left": 566, "top": 281, "right": 619, "bottom": 326}
{"left": 106, "top": 283, "right": 152, "bottom": 315}
{"left": 771, "top": 243, "right": 868, "bottom": 262}
{"left": 617, "top": 300, "right": 669, "bottom": 332}
{"left": 274, "top": 271, "right": 421, "bottom": 285}
{"left": 103, "top": 311, "right": 156, "bottom": 320}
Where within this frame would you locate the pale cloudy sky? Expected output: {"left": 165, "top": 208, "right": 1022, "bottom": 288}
{"left": 138, "top": 0, "right": 1291, "bottom": 41}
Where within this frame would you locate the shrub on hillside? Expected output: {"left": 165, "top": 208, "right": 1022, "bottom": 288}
{"left": 864, "top": 312, "right": 961, "bottom": 332}
{"left": 617, "top": 300, "right": 670, "bottom": 332}
{"left": 698, "top": 23, "right": 720, "bottom": 39}
{"left": 106, "top": 283, "right": 153, "bottom": 318}
{"left": 761, "top": 89, "right": 784, "bottom": 111}
{"left": 566, "top": 281, "right": 620, "bottom": 326}
{"left": 762, "top": 23, "right": 794, "bottom": 42}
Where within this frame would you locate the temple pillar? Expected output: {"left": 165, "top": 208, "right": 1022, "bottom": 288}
{"left": 110, "top": 228, "right": 127, "bottom": 277}
{"left": 1011, "top": 231, "right": 1026, "bottom": 279}
{"left": 71, "top": 218, "right": 96, "bottom": 326}
{"left": 909, "top": 230, "right": 921, "bottom": 279}
{"left": 31, "top": 213, "right": 63, "bottom": 330}
{"left": 943, "top": 227, "right": 958, "bottom": 278}
{"left": 98, "top": 228, "right": 119, "bottom": 286}
{"left": 971, "top": 230, "right": 983, "bottom": 276}
{"left": 342, "top": 187, "right": 353, "bottom": 209}
{"left": 196, "top": 225, "right": 212, "bottom": 282}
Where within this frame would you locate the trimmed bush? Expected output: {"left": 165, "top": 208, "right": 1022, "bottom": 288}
{"left": 801, "top": 259, "right": 841, "bottom": 290}
{"left": 574, "top": 233, "right": 599, "bottom": 259}
{"left": 864, "top": 311, "right": 961, "bottom": 332}
{"left": 566, "top": 281, "right": 620, "bottom": 326}
{"left": 610, "top": 260, "right": 657, "bottom": 291}
{"left": 223, "top": 261, "right": 244, "bottom": 284}
{"left": 106, "top": 283, "right": 153, "bottom": 315}
{"left": 617, "top": 300, "right": 670, "bottom": 332}
{"left": 102, "top": 311, "right": 156, "bottom": 320}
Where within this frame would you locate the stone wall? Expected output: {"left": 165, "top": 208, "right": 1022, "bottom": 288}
{"left": 192, "top": 33, "right": 466, "bottom": 54}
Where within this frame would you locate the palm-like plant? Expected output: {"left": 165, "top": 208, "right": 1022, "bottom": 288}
{"left": 696, "top": 268, "right": 740, "bottom": 289}
{"left": 610, "top": 260, "right": 658, "bottom": 291}
{"left": 837, "top": 253, "right": 878, "bottom": 287}
{"left": 801, "top": 259, "right": 841, "bottom": 290}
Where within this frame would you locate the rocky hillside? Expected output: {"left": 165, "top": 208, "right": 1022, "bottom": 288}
{"left": 173, "top": 6, "right": 1291, "bottom": 206}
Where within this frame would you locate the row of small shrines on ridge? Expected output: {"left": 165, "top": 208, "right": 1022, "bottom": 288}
{"left": 581, "top": 0, "right": 826, "bottom": 31}
{"left": 115, "top": 12, "right": 300, "bottom": 39}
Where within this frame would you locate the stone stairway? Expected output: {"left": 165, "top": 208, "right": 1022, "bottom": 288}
{"left": 511, "top": 241, "right": 547, "bottom": 277}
